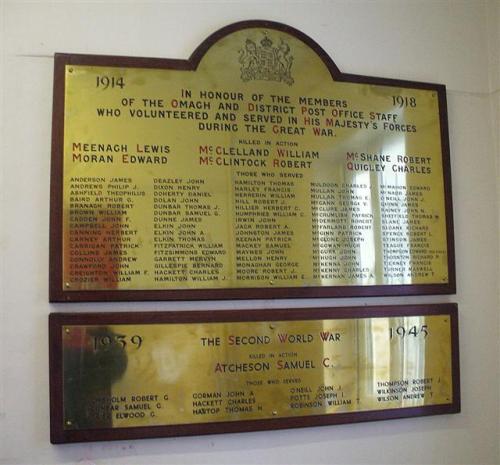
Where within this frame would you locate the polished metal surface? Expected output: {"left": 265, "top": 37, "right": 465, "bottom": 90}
{"left": 62, "top": 314, "right": 453, "bottom": 430}
{"left": 62, "top": 27, "right": 448, "bottom": 291}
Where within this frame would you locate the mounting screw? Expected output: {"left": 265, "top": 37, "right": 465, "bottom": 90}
{"left": 66, "top": 420, "right": 72, "bottom": 426}
{"left": 272, "top": 410, "right": 278, "bottom": 416}
{"left": 65, "top": 282, "right": 70, "bottom": 288}
{"left": 64, "top": 328, "right": 70, "bottom": 334}
{"left": 269, "top": 324, "right": 276, "bottom": 330}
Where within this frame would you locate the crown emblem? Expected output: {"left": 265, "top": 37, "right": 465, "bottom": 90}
{"left": 239, "top": 33, "right": 294, "bottom": 86}
{"left": 260, "top": 35, "right": 273, "bottom": 48}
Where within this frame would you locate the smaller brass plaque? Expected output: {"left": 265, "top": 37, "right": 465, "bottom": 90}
{"left": 49, "top": 305, "right": 460, "bottom": 443}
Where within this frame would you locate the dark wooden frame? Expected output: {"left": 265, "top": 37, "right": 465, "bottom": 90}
{"left": 49, "top": 303, "right": 460, "bottom": 443}
{"left": 49, "top": 20, "right": 456, "bottom": 302}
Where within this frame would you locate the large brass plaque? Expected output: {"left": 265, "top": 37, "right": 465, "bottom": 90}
{"left": 50, "top": 20, "right": 455, "bottom": 301}
{"left": 49, "top": 305, "right": 460, "bottom": 443}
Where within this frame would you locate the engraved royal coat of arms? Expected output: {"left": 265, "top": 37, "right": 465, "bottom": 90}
{"left": 239, "top": 34, "right": 294, "bottom": 85}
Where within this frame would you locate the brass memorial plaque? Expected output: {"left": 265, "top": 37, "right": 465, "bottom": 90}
{"left": 50, "top": 20, "right": 455, "bottom": 301}
{"left": 49, "top": 305, "right": 460, "bottom": 443}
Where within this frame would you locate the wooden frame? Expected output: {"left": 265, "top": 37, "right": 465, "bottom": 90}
{"left": 49, "top": 303, "right": 460, "bottom": 443}
{"left": 49, "top": 20, "right": 456, "bottom": 302}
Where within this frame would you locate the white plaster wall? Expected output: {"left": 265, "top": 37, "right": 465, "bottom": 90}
{"left": 487, "top": 1, "right": 500, "bottom": 425}
{"left": 488, "top": 0, "right": 500, "bottom": 328}
{"left": 1, "top": 1, "right": 499, "bottom": 464}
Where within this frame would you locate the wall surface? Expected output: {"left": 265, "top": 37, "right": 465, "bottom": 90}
{"left": 1, "top": 1, "right": 499, "bottom": 464}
